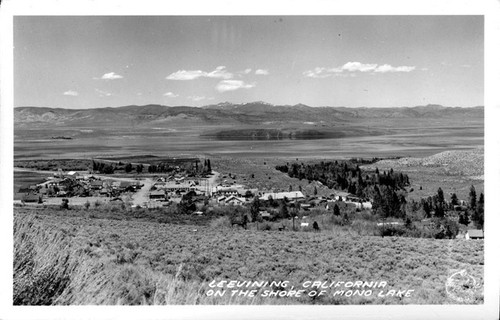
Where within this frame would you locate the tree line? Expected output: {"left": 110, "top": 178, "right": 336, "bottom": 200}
{"left": 276, "top": 161, "right": 410, "bottom": 201}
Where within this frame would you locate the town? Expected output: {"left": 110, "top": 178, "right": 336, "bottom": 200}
{"left": 14, "top": 156, "right": 484, "bottom": 240}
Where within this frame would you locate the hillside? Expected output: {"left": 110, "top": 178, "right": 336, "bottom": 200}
{"left": 14, "top": 103, "right": 484, "bottom": 128}
{"left": 14, "top": 209, "right": 483, "bottom": 305}
{"left": 367, "top": 148, "right": 484, "bottom": 178}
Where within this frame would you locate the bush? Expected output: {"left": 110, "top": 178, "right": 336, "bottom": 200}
{"left": 14, "top": 215, "right": 79, "bottom": 305}
{"left": 209, "top": 216, "right": 232, "bottom": 229}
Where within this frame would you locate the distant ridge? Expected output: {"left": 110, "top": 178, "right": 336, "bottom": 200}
{"left": 14, "top": 102, "right": 484, "bottom": 128}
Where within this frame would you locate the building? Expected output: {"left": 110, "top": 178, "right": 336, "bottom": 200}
{"left": 90, "top": 180, "right": 104, "bottom": 190}
{"left": 66, "top": 171, "right": 80, "bottom": 179}
{"left": 224, "top": 195, "right": 246, "bottom": 206}
{"left": 465, "top": 229, "right": 484, "bottom": 240}
{"left": 259, "top": 211, "right": 272, "bottom": 220}
{"left": 149, "top": 190, "right": 166, "bottom": 201}
{"left": 214, "top": 187, "right": 239, "bottom": 197}
{"left": 164, "top": 182, "right": 195, "bottom": 193}
{"left": 259, "top": 191, "right": 305, "bottom": 202}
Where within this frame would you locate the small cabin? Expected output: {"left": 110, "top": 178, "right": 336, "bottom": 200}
{"left": 465, "top": 229, "right": 484, "bottom": 240}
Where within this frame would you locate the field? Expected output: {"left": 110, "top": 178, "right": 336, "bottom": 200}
{"left": 14, "top": 208, "right": 484, "bottom": 305}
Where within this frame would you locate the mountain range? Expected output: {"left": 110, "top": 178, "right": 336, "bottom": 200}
{"left": 14, "top": 102, "right": 484, "bottom": 128}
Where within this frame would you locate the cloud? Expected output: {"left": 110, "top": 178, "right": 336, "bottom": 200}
{"left": 342, "top": 62, "right": 377, "bottom": 72}
{"left": 304, "top": 62, "right": 416, "bottom": 78}
{"left": 95, "top": 89, "right": 112, "bottom": 97}
{"left": 166, "top": 66, "right": 233, "bottom": 80}
{"left": 63, "top": 90, "right": 78, "bottom": 96}
{"left": 243, "top": 68, "right": 252, "bottom": 74}
{"left": 100, "top": 72, "right": 123, "bottom": 80}
{"left": 215, "top": 80, "right": 256, "bottom": 92}
{"left": 255, "top": 69, "right": 269, "bottom": 75}
{"left": 374, "top": 64, "right": 415, "bottom": 73}
{"left": 163, "top": 92, "right": 179, "bottom": 98}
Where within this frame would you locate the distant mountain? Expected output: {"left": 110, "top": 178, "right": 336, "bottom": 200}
{"left": 14, "top": 102, "right": 484, "bottom": 128}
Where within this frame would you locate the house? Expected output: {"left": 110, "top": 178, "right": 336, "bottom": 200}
{"left": 259, "top": 211, "right": 272, "bottom": 220}
{"left": 164, "top": 182, "right": 194, "bottom": 193}
{"left": 465, "top": 229, "right": 484, "bottom": 240}
{"left": 215, "top": 187, "right": 239, "bottom": 197}
{"left": 90, "top": 180, "right": 104, "bottom": 190}
{"left": 259, "top": 191, "right": 305, "bottom": 202}
{"left": 224, "top": 195, "right": 246, "bottom": 206}
{"left": 347, "top": 201, "right": 373, "bottom": 209}
{"left": 66, "top": 171, "right": 80, "bottom": 179}
{"left": 149, "top": 190, "right": 166, "bottom": 201}
{"left": 300, "top": 203, "right": 312, "bottom": 211}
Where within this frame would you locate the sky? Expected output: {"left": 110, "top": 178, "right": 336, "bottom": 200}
{"left": 14, "top": 16, "right": 483, "bottom": 108}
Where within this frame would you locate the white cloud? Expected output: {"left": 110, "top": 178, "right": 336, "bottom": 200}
{"left": 374, "top": 64, "right": 415, "bottom": 73}
{"left": 100, "top": 72, "right": 123, "bottom": 80}
{"left": 304, "top": 62, "right": 416, "bottom": 78}
{"left": 163, "top": 92, "right": 179, "bottom": 98}
{"left": 166, "top": 66, "right": 233, "bottom": 80}
{"left": 63, "top": 90, "right": 78, "bottom": 96}
{"left": 215, "top": 80, "right": 256, "bottom": 92}
{"left": 255, "top": 69, "right": 269, "bottom": 75}
{"left": 342, "top": 62, "right": 377, "bottom": 72}
{"left": 243, "top": 68, "right": 252, "bottom": 74}
{"left": 166, "top": 70, "right": 205, "bottom": 80}
{"left": 95, "top": 89, "right": 112, "bottom": 97}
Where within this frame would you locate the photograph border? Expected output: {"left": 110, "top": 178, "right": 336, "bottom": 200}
{"left": 1, "top": 0, "right": 499, "bottom": 319}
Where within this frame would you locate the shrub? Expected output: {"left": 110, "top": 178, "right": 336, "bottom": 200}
{"left": 209, "top": 216, "right": 232, "bottom": 229}
{"left": 14, "top": 215, "right": 79, "bottom": 305}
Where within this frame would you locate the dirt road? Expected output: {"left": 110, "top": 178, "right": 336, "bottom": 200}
{"left": 131, "top": 178, "right": 154, "bottom": 206}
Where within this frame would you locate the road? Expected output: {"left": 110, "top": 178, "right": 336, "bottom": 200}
{"left": 131, "top": 178, "right": 154, "bottom": 206}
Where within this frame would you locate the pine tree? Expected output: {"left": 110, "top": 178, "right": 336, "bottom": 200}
{"left": 333, "top": 204, "right": 340, "bottom": 216}
{"left": 473, "top": 193, "right": 484, "bottom": 229}
{"left": 459, "top": 211, "right": 470, "bottom": 226}
{"left": 469, "top": 185, "right": 477, "bottom": 211}
{"left": 250, "top": 196, "right": 261, "bottom": 222}
{"left": 125, "top": 163, "right": 133, "bottom": 173}
{"left": 136, "top": 164, "right": 143, "bottom": 174}
{"left": 278, "top": 200, "right": 289, "bottom": 219}
{"left": 450, "top": 193, "right": 458, "bottom": 206}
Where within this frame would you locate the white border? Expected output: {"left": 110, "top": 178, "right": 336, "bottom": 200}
{"left": 1, "top": 0, "right": 499, "bottom": 319}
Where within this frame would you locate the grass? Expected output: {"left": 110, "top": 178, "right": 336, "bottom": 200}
{"left": 14, "top": 208, "right": 484, "bottom": 305}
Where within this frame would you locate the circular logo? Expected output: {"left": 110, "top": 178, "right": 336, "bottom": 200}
{"left": 445, "top": 269, "right": 480, "bottom": 303}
